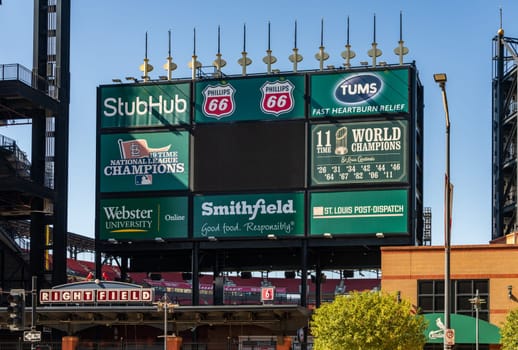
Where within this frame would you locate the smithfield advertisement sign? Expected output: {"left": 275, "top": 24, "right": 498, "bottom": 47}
{"left": 310, "top": 189, "right": 408, "bottom": 235}
{"left": 99, "top": 196, "right": 188, "bottom": 240}
{"left": 193, "top": 192, "right": 305, "bottom": 238}
{"left": 310, "top": 68, "right": 409, "bottom": 118}
{"left": 194, "top": 74, "right": 305, "bottom": 123}
{"left": 99, "top": 83, "right": 190, "bottom": 128}
{"left": 99, "top": 131, "right": 189, "bottom": 192}
{"left": 311, "top": 120, "right": 408, "bottom": 186}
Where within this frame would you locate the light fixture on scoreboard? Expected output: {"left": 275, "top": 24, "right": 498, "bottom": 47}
{"left": 393, "top": 11, "right": 409, "bottom": 65}
{"left": 238, "top": 23, "right": 252, "bottom": 76}
{"left": 213, "top": 26, "right": 227, "bottom": 78}
{"left": 315, "top": 18, "right": 329, "bottom": 71}
{"left": 125, "top": 76, "right": 138, "bottom": 83}
{"left": 107, "top": 238, "right": 118, "bottom": 244}
{"left": 139, "top": 32, "right": 154, "bottom": 82}
{"left": 163, "top": 29, "right": 177, "bottom": 81}
{"left": 262, "top": 21, "right": 277, "bottom": 74}
{"left": 367, "top": 14, "right": 383, "bottom": 68}
{"left": 341, "top": 16, "right": 356, "bottom": 69}
{"left": 188, "top": 28, "right": 202, "bottom": 80}
{"left": 288, "top": 20, "right": 303, "bottom": 72}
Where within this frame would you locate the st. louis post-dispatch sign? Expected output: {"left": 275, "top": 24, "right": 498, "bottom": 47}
{"left": 99, "top": 131, "right": 189, "bottom": 192}
{"left": 310, "top": 189, "right": 408, "bottom": 235}
{"left": 99, "top": 196, "right": 188, "bottom": 240}
{"left": 194, "top": 74, "right": 305, "bottom": 123}
{"left": 193, "top": 192, "right": 305, "bottom": 238}
{"left": 99, "top": 82, "right": 191, "bottom": 128}
{"left": 311, "top": 120, "right": 408, "bottom": 186}
{"left": 310, "top": 68, "right": 409, "bottom": 118}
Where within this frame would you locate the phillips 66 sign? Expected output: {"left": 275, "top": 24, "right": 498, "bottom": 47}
{"left": 194, "top": 74, "right": 305, "bottom": 122}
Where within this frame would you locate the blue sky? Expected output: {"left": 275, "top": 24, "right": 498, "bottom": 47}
{"left": 0, "top": 0, "right": 514, "bottom": 246}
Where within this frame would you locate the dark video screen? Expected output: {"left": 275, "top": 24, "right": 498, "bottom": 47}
{"left": 193, "top": 121, "right": 306, "bottom": 192}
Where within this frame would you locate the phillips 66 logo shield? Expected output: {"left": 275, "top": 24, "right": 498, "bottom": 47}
{"left": 202, "top": 84, "right": 236, "bottom": 119}
{"left": 260, "top": 80, "right": 295, "bottom": 116}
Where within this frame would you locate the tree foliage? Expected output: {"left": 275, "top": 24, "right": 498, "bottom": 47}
{"left": 310, "top": 291, "right": 427, "bottom": 350}
{"left": 500, "top": 308, "right": 518, "bottom": 349}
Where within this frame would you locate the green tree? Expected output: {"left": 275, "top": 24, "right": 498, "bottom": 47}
{"left": 310, "top": 291, "right": 427, "bottom": 350}
{"left": 500, "top": 308, "right": 518, "bottom": 349}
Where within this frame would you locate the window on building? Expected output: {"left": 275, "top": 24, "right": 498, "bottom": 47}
{"left": 455, "top": 280, "right": 489, "bottom": 321}
{"left": 417, "top": 279, "right": 489, "bottom": 321}
{"left": 419, "top": 279, "right": 490, "bottom": 350}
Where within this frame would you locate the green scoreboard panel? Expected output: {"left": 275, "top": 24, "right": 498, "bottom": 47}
{"left": 99, "top": 83, "right": 191, "bottom": 128}
{"left": 99, "top": 131, "right": 189, "bottom": 193}
{"left": 99, "top": 196, "right": 188, "bottom": 240}
{"left": 310, "top": 68, "right": 409, "bottom": 118}
{"left": 193, "top": 192, "right": 305, "bottom": 238}
{"left": 310, "top": 189, "right": 408, "bottom": 236}
{"left": 194, "top": 74, "right": 305, "bottom": 123}
{"left": 311, "top": 120, "right": 408, "bottom": 186}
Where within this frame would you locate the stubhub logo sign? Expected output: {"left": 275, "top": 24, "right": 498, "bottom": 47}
{"left": 334, "top": 74, "right": 382, "bottom": 104}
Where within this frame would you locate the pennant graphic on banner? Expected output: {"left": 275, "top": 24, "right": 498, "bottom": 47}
{"left": 118, "top": 139, "right": 171, "bottom": 159}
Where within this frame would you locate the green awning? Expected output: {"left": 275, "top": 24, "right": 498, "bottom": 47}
{"left": 424, "top": 313, "right": 500, "bottom": 344}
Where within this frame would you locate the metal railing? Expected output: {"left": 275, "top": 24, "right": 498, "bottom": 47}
{"left": 0, "top": 340, "right": 312, "bottom": 350}
{"left": 0, "top": 133, "right": 55, "bottom": 188}
{"left": 0, "top": 134, "right": 31, "bottom": 178}
{"left": 0, "top": 63, "right": 58, "bottom": 99}
{"left": 0, "top": 341, "right": 207, "bottom": 350}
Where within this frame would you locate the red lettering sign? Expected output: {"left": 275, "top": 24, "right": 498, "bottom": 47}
{"left": 39, "top": 288, "right": 154, "bottom": 304}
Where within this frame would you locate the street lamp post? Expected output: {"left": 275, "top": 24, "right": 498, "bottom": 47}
{"left": 433, "top": 73, "right": 452, "bottom": 350}
{"left": 157, "top": 295, "right": 175, "bottom": 350}
{"left": 469, "top": 289, "right": 486, "bottom": 350}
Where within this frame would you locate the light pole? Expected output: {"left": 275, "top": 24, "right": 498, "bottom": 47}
{"left": 433, "top": 73, "right": 452, "bottom": 350}
{"left": 157, "top": 294, "right": 174, "bottom": 350}
{"left": 469, "top": 289, "right": 486, "bottom": 350}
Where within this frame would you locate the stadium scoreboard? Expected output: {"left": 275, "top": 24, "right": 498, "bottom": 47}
{"left": 96, "top": 65, "right": 422, "bottom": 243}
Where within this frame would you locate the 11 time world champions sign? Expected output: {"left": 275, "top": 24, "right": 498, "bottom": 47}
{"left": 311, "top": 120, "right": 408, "bottom": 185}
